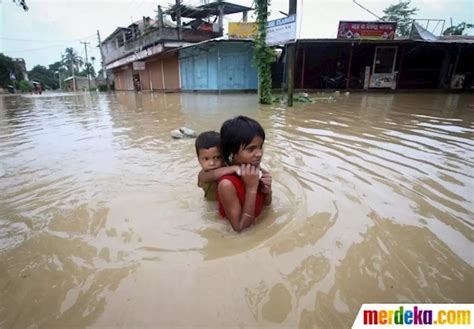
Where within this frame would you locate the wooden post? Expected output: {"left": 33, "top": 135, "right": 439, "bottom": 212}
{"left": 176, "top": 0, "right": 182, "bottom": 40}
{"left": 300, "top": 44, "right": 306, "bottom": 89}
{"left": 397, "top": 48, "right": 405, "bottom": 88}
{"left": 218, "top": 0, "right": 224, "bottom": 36}
{"left": 451, "top": 45, "right": 461, "bottom": 83}
{"left": 286, "top": 0, "right": 297, "bottom": 106}
{"left": 346, "top": 43, "right": 353, "bottom": 89}
{"left": 243, "top": 11, "right": 248, "bottom": 22}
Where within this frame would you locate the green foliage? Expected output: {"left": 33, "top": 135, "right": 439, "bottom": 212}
{"left": 443, "top": 22, "right": 474, "bottom": 36}
{"left": 28, "top": 65, "right": 58, "bottom": 89}
{"left": 253, "top": 0, "right": 274, "bottom": 105}
{"left": 18, "top": 80, "right": 33, "bottom": 93}
{"left": 293, "top": 95, "right": 336, "bottom": 103}
{"left": 81, "top": 63, "right": 96, "bottom": 78}
{"left": 62, "top": 47, "right": 83, "bottom": 75}
{"left": 98, "top": 84, "right": 108, "bottom": 92}
{"left": 382, "top": 0, "right": 418, "bottom": 37}
{"left": 271, "top": 94, "right": 336, "bottom": 104}
{"left": 0, "top": 53, "right": 24, "bottom": 88}
{"left": 48, "top": 61, "right": 66, "bottom": 74}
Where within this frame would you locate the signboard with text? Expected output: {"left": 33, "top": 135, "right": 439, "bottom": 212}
{"left": 337, "top": 21, "right": 397, "bottom": 40}
{"left": 132, "top": 61, "right": 146, "bottom": 71}
{"left": 266, "top": 14, "right": 297, "bottom": 46}
{"left": 228, "top": 22, "right": 257, "bottom": 39}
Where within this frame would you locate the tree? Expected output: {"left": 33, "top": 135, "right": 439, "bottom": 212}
{"left": 254, "top": 0, "right": 274, "bottom": 104}
{"left": 77, "top": 63, "right": 96, "bottom": 79}
{"left": 0, "top": 53, "right": 24, "bottom": 88}
{"left": 61, "top": 47, "right": 83, "bottom": 76}
{"left": 443, "top": 22, "right": 474, "bottom": 36}
{"left": 18, "top": 80, "right": 33, "bottom": 92}
{"left": 382, "top": 0, "right": 418, "bottom": 37}
{"left": 49, "top": 61, "right": 67, "bottom": 74}
{"left": 28, "top": 65, "right": 58, "bottom": 89}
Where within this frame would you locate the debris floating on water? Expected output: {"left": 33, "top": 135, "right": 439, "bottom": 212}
{"left": 293, "top": 95, "right": 336, "bottom": 103}
{"left": 171, "top": 127, "right": 196, "bottom": 139}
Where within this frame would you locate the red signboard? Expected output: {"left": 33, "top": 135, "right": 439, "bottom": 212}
{"left": 337, "top": 21, "right": 397, "bottom": 40}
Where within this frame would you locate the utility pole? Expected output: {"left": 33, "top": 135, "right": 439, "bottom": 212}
{"left": 71, "top": 62, "right": 76, "bottom": 92}
{"left": 56, "top": 71, "right": 62, "bottom": 90}
{"left": 97, "top": 30, "right": 109, "bottom": 91}
{"left": 80, "top": 41, "right": 91, "bottom": 91}
{"left": 286, "top": 0, "right": 297, "bottom": 106}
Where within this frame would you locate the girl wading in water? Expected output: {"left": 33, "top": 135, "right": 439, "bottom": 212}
{"left": 217, "top": 116, "right": 272, "bottom": 232}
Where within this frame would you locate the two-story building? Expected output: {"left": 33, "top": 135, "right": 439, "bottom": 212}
{"left": 101, "top": 1, "right": 252, "bottom": 92}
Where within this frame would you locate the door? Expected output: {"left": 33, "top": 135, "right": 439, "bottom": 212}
{"left": 220, "top": 54, "right": 246, "bottom": 90}
{"left": 370, "top": 46, "right": 398, "bottom": 88}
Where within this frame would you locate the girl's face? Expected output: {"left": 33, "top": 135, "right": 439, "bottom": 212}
{"left": 232, "top": 135, "right": 264, "bottom": 166}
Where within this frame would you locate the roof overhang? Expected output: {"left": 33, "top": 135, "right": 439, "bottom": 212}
{"left": 105, "top": 41, "right": 193, "bottom": 70}
{"left": 165, "top": 1, "right": 252, "bottom": 19}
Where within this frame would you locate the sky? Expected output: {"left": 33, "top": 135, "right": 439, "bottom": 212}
{"left": 1, "top": 0, "right": 473, "bottom": 71}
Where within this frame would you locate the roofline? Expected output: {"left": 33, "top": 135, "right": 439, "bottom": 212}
{"left": 102, "top": 27, "right": 130, "bottom": 44}
{"left": 339, "top": 20, "right": 398, "bottom": 24}
{"left": 296, "top": 38, "right": 474, "bottom": 45}
{"left": 297, "top": 38, "right": 413, "bottom": 44}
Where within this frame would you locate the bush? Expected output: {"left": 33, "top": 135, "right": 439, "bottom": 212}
{"left": 18, "top": 80, "right": 33, "bottom": 93}
{"left": 98, "top": 84, "right": 108, "bottom": 92}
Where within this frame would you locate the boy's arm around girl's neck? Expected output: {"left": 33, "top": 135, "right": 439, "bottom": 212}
{"left": 198, "top": 165, "right": 240, "bottom": 187}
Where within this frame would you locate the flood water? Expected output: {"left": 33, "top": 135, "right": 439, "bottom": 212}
{"left": 0, "top": 92, "right": 473, "bottom": 328}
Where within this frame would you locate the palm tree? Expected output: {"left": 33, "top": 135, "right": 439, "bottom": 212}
{"left": 61, "top": 48, "right": 83, "bottom": 92}
{"left": 84, "top": 63, "right": 96, "bottom": 78}
{"left": 62, "top": 48, "right": 83, "bottom": 75}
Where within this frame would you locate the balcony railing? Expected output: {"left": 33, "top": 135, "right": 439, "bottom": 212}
{"left": 103, "top": 27, "right": 221, "bottom": 65}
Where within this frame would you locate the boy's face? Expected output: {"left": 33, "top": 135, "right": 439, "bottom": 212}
{"left": 198, "top": 147, "right": 224, "bottom": 171}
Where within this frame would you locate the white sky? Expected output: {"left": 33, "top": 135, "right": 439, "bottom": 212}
{"left": 1, "top": 0, "right": 473, "bottom": 71}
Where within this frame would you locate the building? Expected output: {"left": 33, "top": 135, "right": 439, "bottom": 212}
{"left": 277, "top": 22, "right": 474, "bottom": 91}
{"left": 63, "top": 76, "right": 105, "bottom": 91}
{"left": 101, "top": 2, "right": 252, "bottom": 92}
{"left": 179, "top": 39, "right": 257, "bottom": 92}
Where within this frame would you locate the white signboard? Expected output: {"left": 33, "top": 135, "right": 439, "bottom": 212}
{"left": 370, "top": 73, "right": 396, "bottom": 89}
{"left": 133, "top": 61, "right": 146, "bottom": 71}
{"left": 266, "top": 14, "right": 297, "bottom": 46}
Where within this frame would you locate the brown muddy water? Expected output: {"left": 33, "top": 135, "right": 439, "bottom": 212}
{"left": 0, "top": 92, "right": 473, "bottom": 328}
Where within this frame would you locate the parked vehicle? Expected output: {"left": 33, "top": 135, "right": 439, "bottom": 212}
{"left": 320, "top": 71, "right": 346, "bottom": 89}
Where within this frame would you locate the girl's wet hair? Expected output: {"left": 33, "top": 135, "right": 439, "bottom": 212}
{"left": 195, "top": 131, "right": 220, "bottom": 155}
{"left": 220, "top": 116, "right": 265, "bottom": 164}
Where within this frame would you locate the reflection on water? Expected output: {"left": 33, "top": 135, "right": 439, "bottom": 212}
{"left": 0, "top": 92, "right": 473, "bottom": 328}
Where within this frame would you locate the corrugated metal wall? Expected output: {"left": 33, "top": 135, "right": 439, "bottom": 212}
{"left": 138, "top": 67, "right": 150, "bottom": 91}
{"left": 145, "top": 55, "right": 180, "bottom": 91}
{"left": 112, "top": 54, "right": 180, "bottom": 92}
{"left": 149, "top": 59, "right": 164, "bottom": 90}
{"left": 162, "top": 56, "right": 180, "bottom": 90}
{"left": 179, "top": 42, "right": 257, "bottom": 91}
{"left": 113, "top": 66, "right": 134, "bottom": 91}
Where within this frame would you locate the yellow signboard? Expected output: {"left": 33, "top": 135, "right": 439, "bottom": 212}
{"left": 228, "top": 22, "right": 257, "bottom": 39}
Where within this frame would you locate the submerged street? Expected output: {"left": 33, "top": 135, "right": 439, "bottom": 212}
{"left": 0, "top": 92, "right": 472, "bottom": 328}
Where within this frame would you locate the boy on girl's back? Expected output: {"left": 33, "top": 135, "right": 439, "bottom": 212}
{"left": 195, "top": 131, "right": 239, "bottom": 200}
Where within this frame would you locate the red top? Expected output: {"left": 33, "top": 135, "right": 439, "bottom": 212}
{"left": 217, "top": 174, "right": 265, "bottom": 219}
